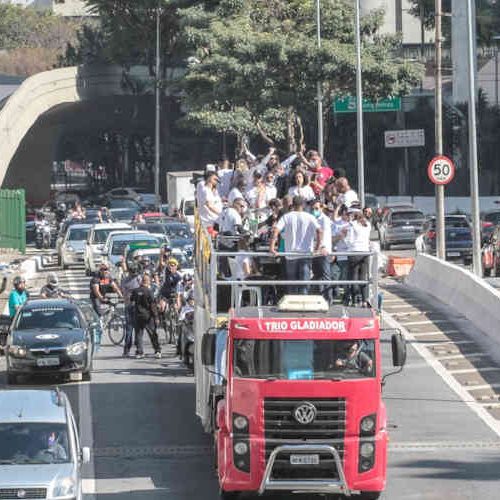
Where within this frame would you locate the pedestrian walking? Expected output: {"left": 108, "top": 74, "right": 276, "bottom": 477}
{"left": 131, "top": 274, "right": 162, "bottom": 359}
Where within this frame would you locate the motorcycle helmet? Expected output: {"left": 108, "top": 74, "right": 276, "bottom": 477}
{"left": 47, "top": 272, "right": 59, "bottom": 286}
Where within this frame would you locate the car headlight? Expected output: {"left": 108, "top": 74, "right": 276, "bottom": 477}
{"left": 52, "top": 476, "right": 76, "bottom": 497}
{"left": 360, "top": 415, "right": 376, "bottom": 434}
{"left": 9, "top": 345, "right": 27, "bottom": 357}
{"left": 360, "top": 442, "right": 375, "bottom": 458}
{"left": 234, "top": 442, "right": 249, "bottom": 456}
{"left": 67, "top": 245, "right": 75, "bottom": 252}
{"left": 67, "top": 341, "right": 87, "bottom": 356}
{"left": 233, "top": 415, "right": 248, "bottom": 431}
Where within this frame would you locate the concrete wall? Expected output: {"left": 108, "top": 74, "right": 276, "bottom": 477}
{"left": 0, "top": 65, "right": 127, "bottom": 200}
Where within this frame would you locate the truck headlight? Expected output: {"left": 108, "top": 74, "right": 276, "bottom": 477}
{"left": 360, "top": 442, "right": 375, "bottom": 458}
{"left": 52, "top": 476, "right": 76, "bottom": 497}
{"left": 67, "top": 341, "right": 87, "bottom": 356}
{"left": 233, "top": 415, "right": 248, "bottom": 431}
{"left": 9, "top": 345, "right": 27, "bottom": 357}
{"left": 234, "top": 441, "right": 249, "bottom": 456}
{"left": 360, "top": 415, "right": 376, "bottom": 435}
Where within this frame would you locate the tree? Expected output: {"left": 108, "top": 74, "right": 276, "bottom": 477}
{"left": 179, "top": 0, "right": 422, "bottom": 152}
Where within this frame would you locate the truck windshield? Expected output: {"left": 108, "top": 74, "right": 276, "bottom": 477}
{"left": 233, "top": 339, "right": 375, "bottom": 380}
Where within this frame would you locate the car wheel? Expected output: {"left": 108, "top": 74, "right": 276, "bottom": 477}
{"left": 7, "top": 373, "right": 17, "bottom": 385}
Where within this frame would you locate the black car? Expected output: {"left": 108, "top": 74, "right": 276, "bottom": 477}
{"left": 6, "top": 299, "right": 95, "bottom": 384}
{"left": 420, "top": 215, "right": 473, "bottom": 264}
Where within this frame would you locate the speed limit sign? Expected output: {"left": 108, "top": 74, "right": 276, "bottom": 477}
{"left": 427, "top": 155, "right": 455, "bottom": 185}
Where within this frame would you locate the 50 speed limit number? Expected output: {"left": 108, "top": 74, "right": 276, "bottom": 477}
{"left": 427, "top": 155, "right": 455, "bottom": 185}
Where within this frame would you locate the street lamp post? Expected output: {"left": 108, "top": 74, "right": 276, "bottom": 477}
{"left": 492, "top": 36, "right": 500, "bottom": 107}
{"left": 316, "top": 0, "right": 324, "bottom": 158}
{"left": 355, "top": 0, "right": 365, "bottom": 206}
{"left": 154, "top": 3, "right": 161, "bottom": 211}
{"left": 466, "top": 0, "right": 482, "bottom": 276}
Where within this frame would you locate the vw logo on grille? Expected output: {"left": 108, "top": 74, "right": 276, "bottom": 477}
{"left": 17, "top": 490, "right": 27, "bottom": 499}
{"left": 44, "top": 348, "right": 51, "bottom": 354}
{"left": 293, "top": 402, "right": 317, "bottom": 425}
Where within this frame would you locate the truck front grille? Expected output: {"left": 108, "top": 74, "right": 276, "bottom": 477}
{"left": 0, "top": 489, "right": 47, "bottom": 499}
{"left": 264, "top": 398, "right": 346, "bottom": 480}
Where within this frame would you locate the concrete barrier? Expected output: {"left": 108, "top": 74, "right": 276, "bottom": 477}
{"left": 406, "top": 254, "right": 500, "bottom": 347}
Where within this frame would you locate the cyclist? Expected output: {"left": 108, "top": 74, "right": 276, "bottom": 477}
{"left": 8, "top": 276, "right": 29, "bottom": 319}
{"left": 40, "top": 273, "right": 70, "bottom": 299}
{"left": 158, "top": 258, "right": 183, "bottom": 342}
{"left": 120, "top": 263, "right": 141, "bottom": 357}
{"left": 90, "top": 262, "right": 123, "bottom": 319}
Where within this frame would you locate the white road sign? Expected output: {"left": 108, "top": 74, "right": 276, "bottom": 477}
{"left": 384, "top": 129, "right": 425, "bottom": 148}
{"left": 427, "top": 155, "right": 456, "bottom": 185}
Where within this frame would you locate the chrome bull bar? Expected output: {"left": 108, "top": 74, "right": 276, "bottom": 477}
{"left": 258, "top": 444, "right": 353, "bottom": 496}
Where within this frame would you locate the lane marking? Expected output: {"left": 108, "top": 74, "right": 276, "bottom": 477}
{"left": 383, "top": 312, "right": 500, "bottom": 437}
{"left": 389, "top": 441, "right": 500, "bottom": 451}
{"left": 434, "top": 353, "right": 487, "bottom": 361}
{"left": 82, "top": 478, "right": 159, "bottom": 494}
{"left": 448, "top": 367, "right": 500, "bottom": 374}
{"left": 420, "top": 340, "right": 475, "bottom": 346}
{"left": 410, "top": 330, "right": 461, "bottom": 336}
{"left": 467, "top": 383, "right": 500, "bottom": 391}
{"left": 400, "top": 319, "right": 450, "bottom": 326}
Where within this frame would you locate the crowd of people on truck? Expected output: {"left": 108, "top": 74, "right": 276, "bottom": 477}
{"left": 196, "top": 145, "right": 374, "bottom": 307}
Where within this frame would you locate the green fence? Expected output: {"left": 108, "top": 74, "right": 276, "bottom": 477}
{"left": 0, "top": 189, "right": 26, "bottom": 254}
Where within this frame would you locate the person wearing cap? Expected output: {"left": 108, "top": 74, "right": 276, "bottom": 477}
{"left": 269, "top": 196, "right": 323, "bottom": 295}
{"left": 40, "top": 273, "right": 70, "bottom": 299}
{"left": 197, "top": 171, "right": 223, "bottom": 229}
{"left": 89, "top": 262, "right": 123, "bottom": 317}
{"left": 8, "top": 276, "right": 28, "bottom": 319}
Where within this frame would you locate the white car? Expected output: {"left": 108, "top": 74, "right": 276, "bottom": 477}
{"left": 60, "top": 223, "right": 92, "bottom": 270}
{"left": 84, "top": 223, "right": 131, "bottom": 275}
{"left": 105, "top": 187, "right": 142, "bottom": 202}
{"left": 101, "top": 231, "right": 152, "bottom": 271}
{"left": 0, "top": 389, "right": 90, "bottom": 500}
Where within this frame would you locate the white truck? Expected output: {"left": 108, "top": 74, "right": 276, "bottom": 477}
{"left": 166, "top": 171, "right": 202, "bottom": 226}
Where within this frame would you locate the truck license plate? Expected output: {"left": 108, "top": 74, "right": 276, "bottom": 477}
{"left": 37, "top": 357, "right": 60, "bottom": 367}
{"left": 290, "top": 454, "right": 320, "bottom": 465}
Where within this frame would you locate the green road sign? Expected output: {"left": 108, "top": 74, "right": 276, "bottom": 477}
{"left": 333, "top": 96, "right": 401, "bottom": 114}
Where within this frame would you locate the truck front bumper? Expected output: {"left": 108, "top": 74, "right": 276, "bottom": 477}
{"left": 259, "top": 444, "right": 353, "bottom": 496}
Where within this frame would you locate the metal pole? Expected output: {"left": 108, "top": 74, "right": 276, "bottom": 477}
{"left": 154, "top": 4, "right": 161, "bottom": 211}
{"left": 435, "top": 0, "right": 446, "bottom": 260}
{"left": 496, "top": 49, "right": 499, "bottom": 107}
{"left": 355, "top": 0, "right": 365, "bottom": 206}
{"left": 316, "top": 0, "right": 324, "bottom": 158}
{"left": 466, "top": 0, "right": 482, "bottom": 276}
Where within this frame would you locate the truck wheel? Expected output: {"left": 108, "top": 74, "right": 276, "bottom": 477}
{"left": 219, "top": 490, "right": 239, "bottom": 499}
{"left": 359, "top": 492, "right": 381, "bottom": 500}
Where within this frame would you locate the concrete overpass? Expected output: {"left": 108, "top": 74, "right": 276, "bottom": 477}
{"left": 0, "top": 65, "right": 157, "bottom": 204}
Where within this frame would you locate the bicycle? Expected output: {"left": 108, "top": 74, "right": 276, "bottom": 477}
{"left": 158, "top": 294, "right": 179, "bottom": 345}
{"left": 100, "top": 301, "right": 125, "bottom": 345}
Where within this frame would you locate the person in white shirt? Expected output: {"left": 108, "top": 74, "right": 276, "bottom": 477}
{"left": 335, "top": 177, "right": 359, "bottom": 208}
{"left": 287, "top": 171, "right": 316, "bottom": 202}
{"left": 331, "top": 204, "right": 351, "bottom": 300}
{"left": 269, "top": 196, "right": 322, "bottom": 295}
{"left": 227, "top": 175, "right": 247, "bottom": 206}
{"left": 217, "top": 157, "right": 234, "bottom": 199}
{"left": 345, "top": 208, "right": 372, "bottom": 307}
{"left": 246, "top": 172, "right": 273, "bottom": 222}
{"left": 310, "top": 200, "right": 333, "bottom": 302}
{"left": 198, "top": 172, "right": 223, "bottom": 228}
{"left": 264, "top": 171, "right": 278, "bottom": 200}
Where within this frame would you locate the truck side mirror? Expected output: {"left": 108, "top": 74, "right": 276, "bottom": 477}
{"left": 201, "top": 332, "right": 216, "bottom": 366}
{"left": 391, "top": 332, "right": 407, "bottom": 367}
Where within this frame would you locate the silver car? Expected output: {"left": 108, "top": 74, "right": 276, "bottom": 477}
{"left": 0, "top": 389, "right": 90, "bottom": 499}
{"left": 378, "top": 207, "right": 425, "bottom": 250}
{"left": 59, "top": 224, "right": 91, "bottom": 270}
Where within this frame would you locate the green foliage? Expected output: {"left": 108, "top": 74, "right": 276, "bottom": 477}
{"left": 179, "top": 0, "right": 422, "bottom": 144}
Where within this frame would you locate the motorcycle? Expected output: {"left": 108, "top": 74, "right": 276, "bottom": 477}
{"left": 178, "top": 310, "right": 195, "bottom": 369}
{"left": 35, "top": 222, "right": 52, "bottom": 249}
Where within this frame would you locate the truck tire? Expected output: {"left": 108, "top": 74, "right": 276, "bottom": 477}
{"left": 359, "top": 492, "right": 381, "bottom": 500}
{"left": 219, "top": 490, "right": 239, "bottom": 499}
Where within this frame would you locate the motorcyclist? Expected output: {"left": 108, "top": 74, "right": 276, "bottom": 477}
{"left": 34, "top": 211, "right": 51, "bottom": 248}
{"left": 55, "top": 203, "right": 67, "bottom": 224}
{"left": 8, "top": 276, "right": 29, "bottom": 319}
{"left": 90, "top": 262, "right": 123, "bottom": 317}
{"left": 40, "top": 273, "right": 70, "bottom": 299}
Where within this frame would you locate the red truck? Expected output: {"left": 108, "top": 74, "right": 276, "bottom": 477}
{"left": 194, "top": 220, "right": 406, "bottom": 499}
{"left": 200, "top": 295, "right": 406, "bottom": 499}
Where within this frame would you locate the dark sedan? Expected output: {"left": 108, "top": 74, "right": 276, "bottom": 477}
{"left": 6, "top": 299, "right": 95, "bottom": 384}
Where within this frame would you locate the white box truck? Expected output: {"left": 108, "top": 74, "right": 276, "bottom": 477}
{"left": 166, "top": 171, "right": 202, "bottom": 225}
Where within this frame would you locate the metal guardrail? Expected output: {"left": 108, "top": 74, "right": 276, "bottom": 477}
{"left": 0, "top": 189, "right": 25, "bottom": 253}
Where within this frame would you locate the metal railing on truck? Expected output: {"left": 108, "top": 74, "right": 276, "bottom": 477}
{"left": 0, "top": 189, "right": 26, "bottom": 253}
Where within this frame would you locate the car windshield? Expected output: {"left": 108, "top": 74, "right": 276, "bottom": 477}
{"left": 110, "top": 209, "right": 137, "bottom": 221}
{"left": 391, "top": 212, "right": 424, "bottom": 222}
{"left": 135, "top": 224, "right": 166, "bottom": 234}
{"left": 164, "top": 223, "right": 191, "bottom": 240}
{"left": 93, "top": 228, "right": 122, "bottom": 244}
{"left": 16, "top": 307, "right": 81, "bottom": 330}
{"left": 0, "top": 423, "right": 70, "bottom": 465}
{"left": 444, "top": 218, "right": 470, "bottom": 228}
{"left": 233, "top": 339, "right": 375, "bottom": 380}
{"left": 109, "top": 199, "right": 139, "bottom": 209}
{"left": 112, "top": 238, "right": 152, "bottom": 255}
{"left": 67, "top": 228, "right": 89, "bottom": 241}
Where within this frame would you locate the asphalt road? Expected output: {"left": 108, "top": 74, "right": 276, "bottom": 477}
{"left": 1, "top": 251, "right": 500, "bottom": 499}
